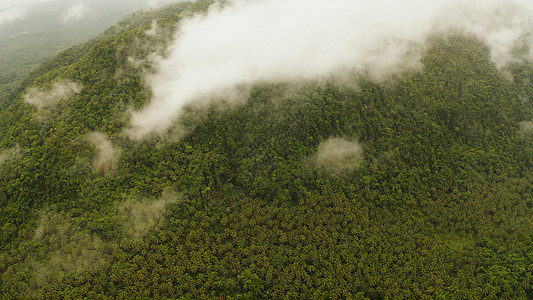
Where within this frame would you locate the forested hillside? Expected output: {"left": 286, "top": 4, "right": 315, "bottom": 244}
{"left": 1, "top": 1, "right": 532, "bottom": 299}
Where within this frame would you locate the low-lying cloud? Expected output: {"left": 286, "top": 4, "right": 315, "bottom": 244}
{"left": 60, "top": 4, "right": 91, "bottom": 24}
{"left": 24, "top": 80, "right": 82, "bottom": 110}
{"left": 0, "top": 145, "right": 22, "bottom": 167}
{"left": 86, "top": 132, "right": 121, "bottom": 172}
{"left": 126, "top": 0, "right": 533, "bottom": 139}
{"left": 0, "top": 6, "right": 27, "bottom": 26}
{"left": 3, "top": 190, "right": 177, "bottom": 296}
{"left": 144, "top": 20, "right": 161, "bottom": 37}
{"left": 519, "top": 120, "right": 533, "bottom": 136}
{"left": 146, "top": 0, "right": 190, "bottom": 9}
{"left": 118, "top": 190, "right": 179, "bottom": 239}
{"left": 309, "top": 137, "right": 363, "bottom": 176}
{"left": 26, "top": 209, "right": 112, "bottom": 293}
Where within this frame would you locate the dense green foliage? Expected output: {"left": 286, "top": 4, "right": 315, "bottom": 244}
{"left": 0, "top": 1, "right": 532, "bottom": 299}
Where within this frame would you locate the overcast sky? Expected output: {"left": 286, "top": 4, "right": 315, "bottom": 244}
{"left": 0, "top": 0, "right": 51, "bottom": 10}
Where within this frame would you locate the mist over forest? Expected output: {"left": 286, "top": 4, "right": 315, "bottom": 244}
{"left": 0, "top": 0, "right": 175, "bottom": 102}
{"left": 0, "top": 0, "right": 532, "bottom": 298}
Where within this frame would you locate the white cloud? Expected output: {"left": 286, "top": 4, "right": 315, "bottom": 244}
{"left": 86, "top": 132, "right": 121, "bottom": 172}
{"left": 60, "top": 4, "right": 91, "bottom": 24}
{"left": 0, "top": 145, "right": 23, "bottom": 167}
{"left": 0, "top": 6, "right": 27, "bottom": 26}
{"left": 24, "top": 80, "right": 82, "bottom": 110}
{"left": 310, "top": 137, "right": 364, "bottom": 175}
{"left": 519, "top": 120, "right": 533, "bottom": 136}
{"left": 118, "top": 190, "right": 179, "bottom": 239}
{"left": 119, "top": 0, "right": 533, "bottom": 140}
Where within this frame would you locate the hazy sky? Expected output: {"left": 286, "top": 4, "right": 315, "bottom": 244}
{"left": 0, "top": 0, "right": 52, "bottom": 10}
{"left": 0, "top": 0, "right": 182, "bottom": 10}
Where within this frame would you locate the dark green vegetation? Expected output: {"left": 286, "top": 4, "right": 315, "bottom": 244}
{"left": 1, "top": 1, "right": 532, "bottom": 299}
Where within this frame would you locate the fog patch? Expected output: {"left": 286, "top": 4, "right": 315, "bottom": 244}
{"left": 60, "top": 4, "right": 91, "bottom": 25}
{"left": 145, "top": 20, "right": 161, "bottom": 37}
{"left": 147, "top": 0, "right": 192, "bottom": 9}
{"left": 519, "top": 120, "right": 533, "bottom": 136}
{"left": 28, "top": 210, "right": 113, "bottom": 292}
{"left": 114, "top": 20, "right": 175, "bottom": 86}
{"left": 130, "top": 20, "right": 175, "bottom": 66}
{"left": 24, "top": 80, "right": 82, "bottom": 110}
{"left": 86, "top": 132, "right": 121, "bottom": 173}
{"left": 126, "top": 0, "right": 533, "bottom": 140}
{"left": 309, "top": 137, "right": 364, "bottom": 176}
{"left": 0, "top": 5, "right": 27, "bottom": 26}
{"left": 4, "top": 190, "right": 179, "bottom": 296}
{"left": 118, "top": 189, "right": 179, "bottom": 239}
{"left": 0, "top": 144, "right": 22, "bottom": 167}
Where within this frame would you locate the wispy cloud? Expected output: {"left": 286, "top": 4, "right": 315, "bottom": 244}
{"left": 0, "top": 6, "right": 27, "bottom": 26}
{"left": 0, "top": 144, "right": 23, "bottom": 167}
{"left": 24, "top": 80, "right": 82, "bottom": 110}
{"left": 118, "top": 190, "right": 179, "bottom": 239}
{"left": 60, "top": 4, "right": 91, "bottom": 24}
{"left": 519, "top": 120, "right": 533, "bottom": 136}
{"left": 125, "top": 0, "right": 533, "bottom": 140}
{"left": 86, "top": 132, "right": 121, "bottom": 173}
{"left": 309, "top": 137, "right": 364, "bottom": 176}
{"left": 146, "top": 0, "right": 190, "bottom": 9}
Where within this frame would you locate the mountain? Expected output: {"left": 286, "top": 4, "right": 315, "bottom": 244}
{"left": 1, "top": 1, "right": 532, "bottom": 298}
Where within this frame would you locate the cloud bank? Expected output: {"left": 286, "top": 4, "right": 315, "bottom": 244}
{"left": 126, "top": 0, "right": 533, "bottom": 139}
{"left": 24, "top": 80, "right": 82, "bottom": 110}
{"left": 0, "top": 6, "right": 27, "bottom": 26}
{"left": 60, "top": 4, "right": 91, "bottom": 24}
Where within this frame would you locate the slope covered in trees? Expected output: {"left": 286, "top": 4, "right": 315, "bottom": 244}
{"left": 0, "top": 1, "right": 532, "bottom": 298}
